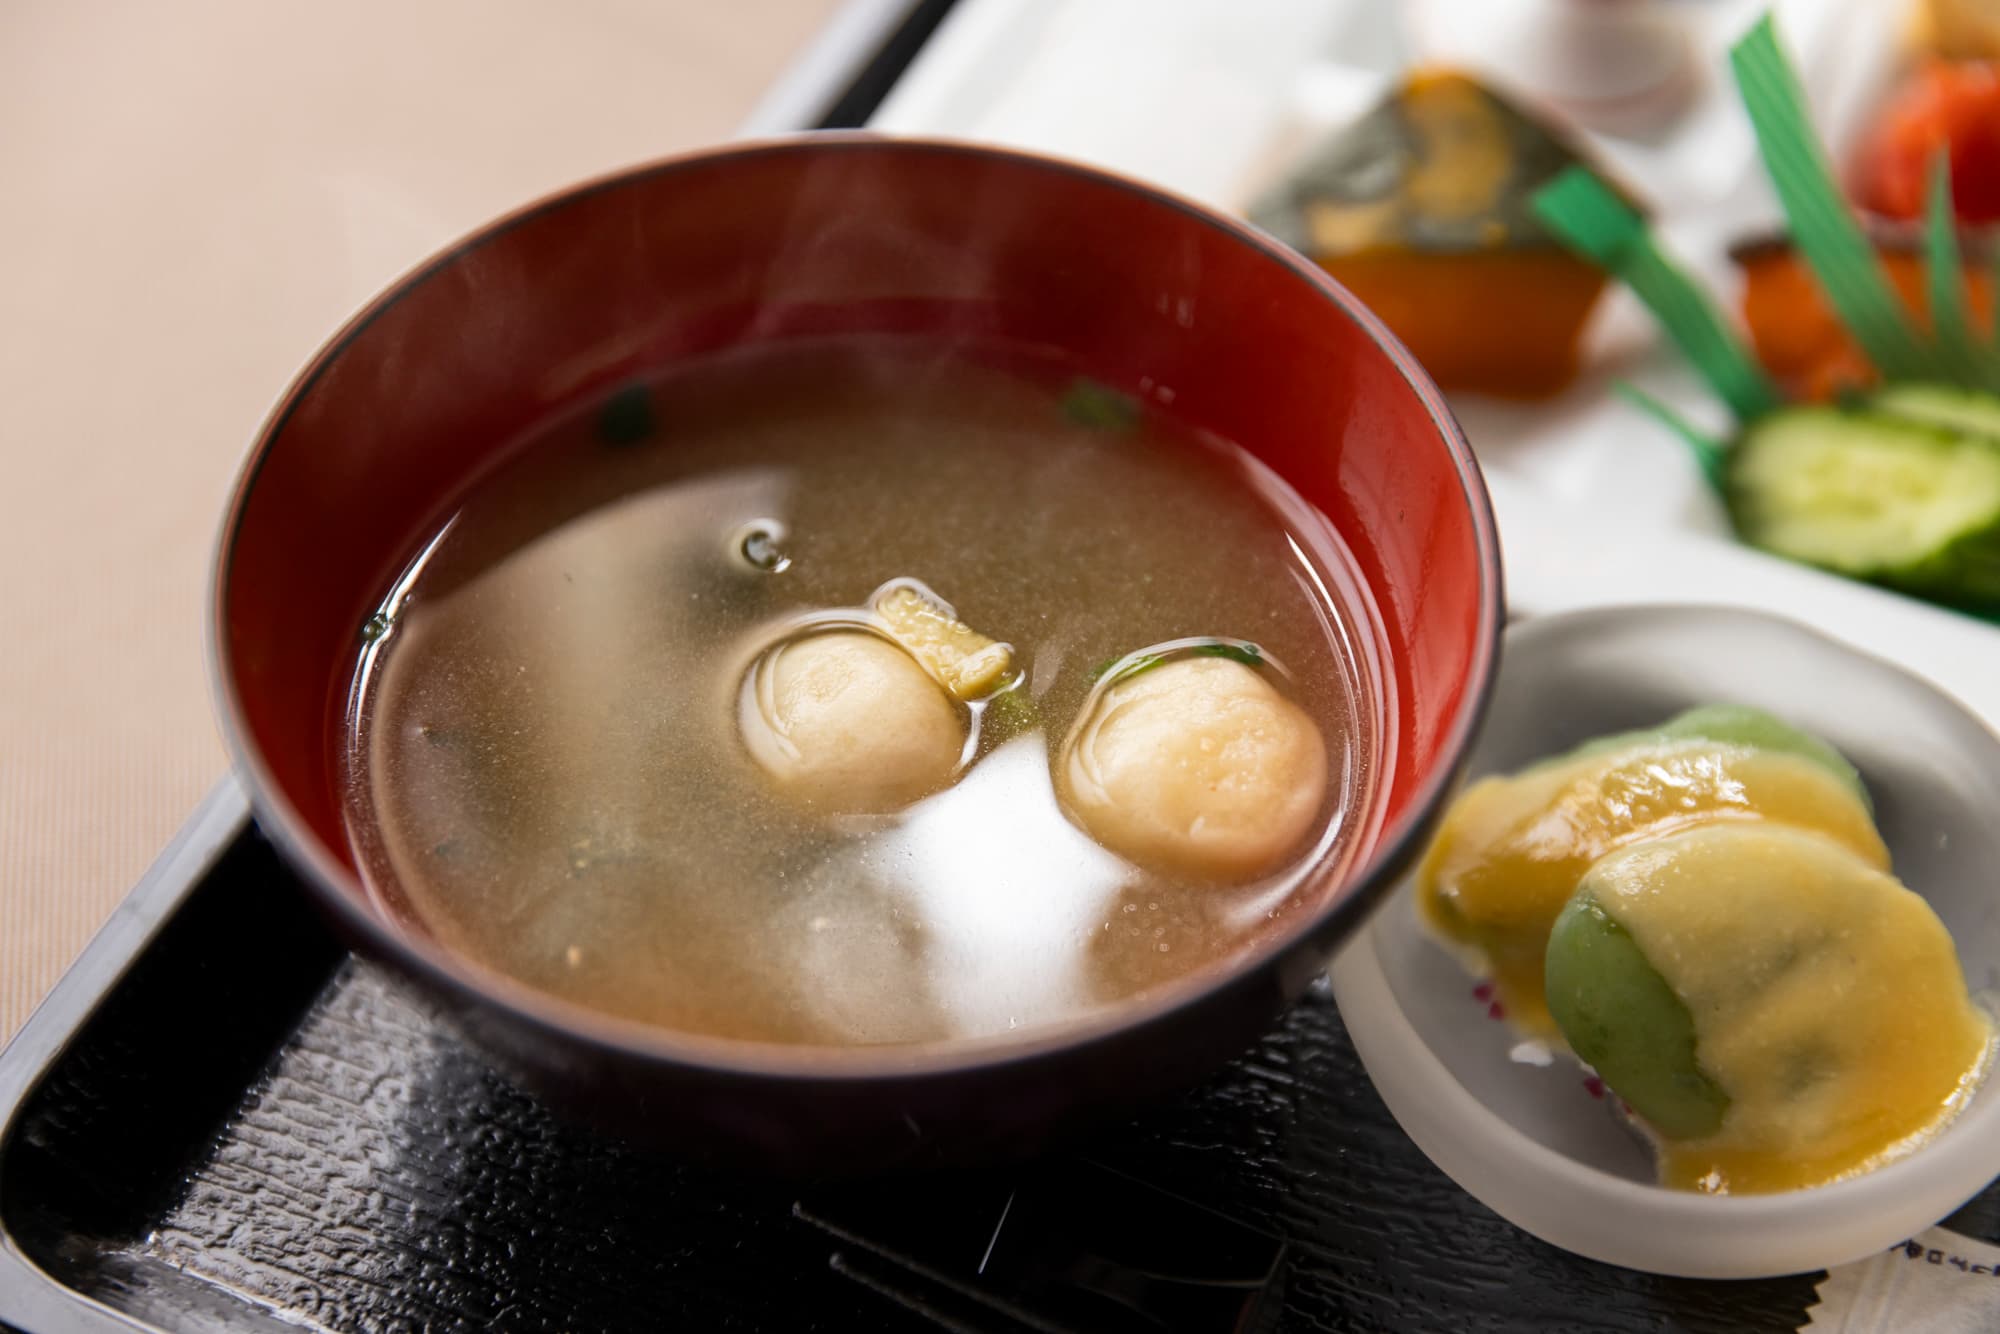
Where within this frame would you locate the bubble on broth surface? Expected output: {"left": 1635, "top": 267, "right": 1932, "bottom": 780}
{"left": 734, "top": 519, "right": 792, "bottom": 573}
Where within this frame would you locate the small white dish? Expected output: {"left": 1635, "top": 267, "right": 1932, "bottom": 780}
{"left": 1328, "top": 604, "right": 2000, "bottom": 1279}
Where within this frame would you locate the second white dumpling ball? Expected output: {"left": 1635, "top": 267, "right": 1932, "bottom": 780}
{"left": 1058, "top": 656, "right": 1328, "bottom": 879}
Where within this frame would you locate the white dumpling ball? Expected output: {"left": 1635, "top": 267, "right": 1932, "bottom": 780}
{"left": 740, "top": 630, "right": 965, "bottom": 813}
{"left": 1058, "top": 656, "right": 1327, "bottom": 879}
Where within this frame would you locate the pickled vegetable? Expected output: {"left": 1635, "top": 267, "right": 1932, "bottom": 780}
{"left": 1543, "top": 703, "right": 1869, "bottom": 810}
{"left": 1425, "top": 699, "right": 1991, "bottom": 1192}
{"left": 1545, "top": 892, "right": 1727, "bottom": 1141}
{"left": 1418, "top": 705, "right": 1885, "bottom": 1035}
{"left": 1553, "top": 823, "right": 1991, "bottom": 1193}
{"left": 873, "top": 582, "right": 1015, "bottom": 701}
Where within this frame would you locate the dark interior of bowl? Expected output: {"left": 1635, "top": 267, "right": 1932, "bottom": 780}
{"left": 210, "top": 135, "right": 1497, "bottom": 1161}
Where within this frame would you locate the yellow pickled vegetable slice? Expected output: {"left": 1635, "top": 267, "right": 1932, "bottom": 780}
{"left": 873, "top": 583, "right": 1014, "bottom": 701}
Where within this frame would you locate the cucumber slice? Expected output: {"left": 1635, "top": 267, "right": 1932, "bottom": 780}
{"left": 1870, "top": 383, "right": 2000, "bottom": 440}
{"left": 1545, "top": 891, "right": 1729, "bottom": 1140}
{"left": 1724, "top": 406, "right": 2000, "bottom": 608}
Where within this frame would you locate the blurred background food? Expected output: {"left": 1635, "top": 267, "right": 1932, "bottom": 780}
{"left": 1733, "top": 230, "right": 1994, "bottom": 401}
{"left": 1913, "top": 0, "right": 2000, "bottom": 57}
{"left": 1494, "top": 10, "right": 2000, "bottom": 613}
{"left": 1851, "top": 59, "right": 2000, "bottom": 224}
{"left": 1251, "top": 72, "right": 1617, "bottom": 400}
{"left": 1404, "top": 0, "right": 1699, "bottom": 136}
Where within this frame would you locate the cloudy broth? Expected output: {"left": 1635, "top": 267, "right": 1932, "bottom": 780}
{"left": 343, "top": 337, "right": 1383, "bottom": 1046}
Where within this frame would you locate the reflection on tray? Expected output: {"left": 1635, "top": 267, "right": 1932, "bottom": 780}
{"left": 798, "top": 1160, "right": 1287, "bottom": 1333}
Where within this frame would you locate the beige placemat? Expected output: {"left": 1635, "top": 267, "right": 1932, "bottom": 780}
{"left": 0, "top": 0, "right": 842, "bottom": 1045}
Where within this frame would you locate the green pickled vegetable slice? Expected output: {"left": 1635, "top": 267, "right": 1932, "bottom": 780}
{"left": 1656, "top": 705, "right": 1868, "bottom": 811}
{"left": 1545, "top": 892, "right": 1729, "bottom": 1141}
{"left": 1529, "top": 703, "right": 1869, "bottom": 811}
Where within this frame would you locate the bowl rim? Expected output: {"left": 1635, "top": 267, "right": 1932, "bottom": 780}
{"left": 208, "top": 131, "right": 1504, "bottom": 1082}
{"left": 1331, "top": 602, "right": 2000, "bottom": 1278}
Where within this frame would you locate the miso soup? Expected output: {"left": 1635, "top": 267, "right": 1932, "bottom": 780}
{"left": 343, "top": 338, "right": 1385, "bottom": 1046}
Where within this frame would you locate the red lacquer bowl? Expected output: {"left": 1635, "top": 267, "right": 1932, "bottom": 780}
{"left": 212, "top": 135, "right": 1502, "bottom": 1170}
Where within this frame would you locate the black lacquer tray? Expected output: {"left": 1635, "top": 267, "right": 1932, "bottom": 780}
{"left": 8, "top": 4, "right": 2000, "bottom": 1326}
{"left": 10, "top": 784, "right": 1996, "bottom": 1333}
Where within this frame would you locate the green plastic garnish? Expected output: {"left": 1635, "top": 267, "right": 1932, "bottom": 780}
{"left": 1615, "top": 383, "right": 1729, "bottom": 493}
{"left": 1990, "top": 228, "right": 2000, "bottom": 346}
{"left": 1531, "top": 168, "right": 1780, "bottom": 422}
{"left": 1731, "top": 15, "right": 1931, "bottom": 384}
{"left": 1534, "top": 12, "right": 2000, "bottom": 431}
{"left": 1923, "top": 154, "right": 1994, "bottom": 392}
